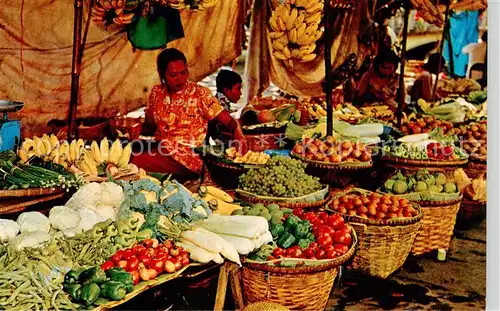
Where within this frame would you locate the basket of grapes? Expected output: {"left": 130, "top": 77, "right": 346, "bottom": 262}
{"left": 235, "top": 156, "right": 331, "bottom": 209}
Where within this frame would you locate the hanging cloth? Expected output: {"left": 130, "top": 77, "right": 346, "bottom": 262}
{"left": 127, "top": 6, "right": 185, "bottom": 50}
{"left": 443, "top": 11, "right": 479, "bottom": 78}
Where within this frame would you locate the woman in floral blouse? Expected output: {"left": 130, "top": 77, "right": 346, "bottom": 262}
{"left": 133, "top": 48, "right": 247, "bottom": 181}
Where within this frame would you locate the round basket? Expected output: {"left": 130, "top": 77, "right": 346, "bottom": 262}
{"left": 325, "top": 191, "right": 423, "bottom": 279}
{"left": 204, "top": 157, "right": 248, "bottom": 189}
{"left": 410, "top": 196, "right": 463, "bottom": 256}
{"left": 235, "top": 188, "right": 332, "bottom": 210}
{"left": 239, "top": 230, "right": 356, "bottom": 311}
{"left": 220, "top": 131, "right": 286, "bottom": 152}
{"left": 456, "top": 200, "right": 486, "bottom": 229}
{"left": 465, "top": 159, "right": 486, "bottom": 179}
{"left": 382, "top": 156, "right": 468, "bottom": 174}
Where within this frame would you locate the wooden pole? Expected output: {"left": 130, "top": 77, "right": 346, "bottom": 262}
{"left": 324, "top": 0, "right": 333, "bottom": 136}
{"left": 67, "top": 0, "right": 84, "bottom": 141}
{"left": 431, "top": 1, "right": 452, "bottom": 101}
{"left": 396, "top": 1, "right": 410, "bottom": 127}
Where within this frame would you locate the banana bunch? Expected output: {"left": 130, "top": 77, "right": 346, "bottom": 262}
{"left": 195, "top": 186, "right": 242, "bottom": 216}
{"left": 360, "top": 106, "right": 394, "bottom": 119}
{"left": 76, "top": 138, "right": 132, "bottom": 176}
{"left": 409, "top": 0, "right": 444, "bottom": 27}
{"left": 329, "top": 0, "right": 354, "bottom": 9}
{"left": 91, "top": 0, "right": 135, "bottom": 26}
{"left": 167, "top": 0, "right": 218, "bottom": 11}
{"left": 307, "top": 103, "right": 327, "bottom": 119}
{"left": 268, "top": 0, "right": 324, "bottom": 67}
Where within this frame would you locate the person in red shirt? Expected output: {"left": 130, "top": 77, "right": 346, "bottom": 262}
{"left": 133, "top": 48, "right": 247, "bottom": 182}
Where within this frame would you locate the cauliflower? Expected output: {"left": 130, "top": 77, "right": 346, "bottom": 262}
{"left": 76, "top": 208, "right": 102, "bottom": 231}
{"left": 0, "top": 219, "right": 20, "bottom": 241}
{"left": 65, "top": 182, "right": 102, "bottom": 210}
{"left": 49, "top": 206, "right": 81, "bottom": 231}
{"left": 10, "top": 231, "right": 51, "bottom": 250}
{"left": 17, "top": 212, "right": 51, "bottom": 234}
{"left": 95, "top": 205, "right": 117, "bottom": 222}
{"left": 98, "top": 182, "right": 124, "bottom": 208}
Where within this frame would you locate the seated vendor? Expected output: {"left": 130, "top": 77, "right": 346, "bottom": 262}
{"left": 410, "top": 53, "right": 446, "bottom": 102}
{"left": 133, "top": 48, "right": 247, "bottom": 182}
{"left": 356, "top": 49, "right": 403, "bottom": 110}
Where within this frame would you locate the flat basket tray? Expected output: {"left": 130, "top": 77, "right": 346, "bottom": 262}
{"left": 236, "top": 187, "right": 331, "bottom": 209}
{"left": 382, "top": 155, "right": 468, "bottom": 167}
{"left": 0, "top": 187, "right": 63, "bottom": 198}
{"left": 291, "top": 151, "right": 373, "bottom": 170}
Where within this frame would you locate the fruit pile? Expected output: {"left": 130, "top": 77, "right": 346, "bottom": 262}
{"left": 383, "top": 170, "right": 459, "bottom": 195}
{"left": 232, "top": 203, "right": 285, "bottom": 224}
{"left": 239, "top": 156, "right": 322, "bottom": 198}
{"left": 270, "top": 211, "right": 353, "bottom": 260}
{"left": 452, "top": 121, "right": 487, "bottom": 159}
{"left": 225, "top": 148, "right": 270, "bottom": 165}
{"left": 426, "top": 142, "right": 456, "bottom": 160}
{"left": 400, "top": 116, "right": 454, "bottom": 135}
{"left": 329, "top": 191, "right": 419, "bottom": 220}
{"left": 268, "top": 0, "right": 324, "bottom": 67}
{"left": 101, "top": 239, "right": 190, "bottom": 285}
{"left": 292, "top": 137, "right": 372, "bottom": 163}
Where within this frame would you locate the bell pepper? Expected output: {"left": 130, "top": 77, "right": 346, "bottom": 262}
{"left": 63, "top": 283, "right": 82, "bottom": 301}
{"left": 297, "top": 238, "right": 311, "bottom": 250}
{"left": 277, "top": 232, "right": 296, "bottom": 249}
{"left": 284, "top": 215, "right": 300, "bottom": 232}
{"left": 64, "top": 268, "right": 84, "bottom": 284}
{"left": 106, "top": 224, "right": 119, "bottom": 237}
{"left": 300, "top": 220, "right": 312, "bottom": 231}
{"left": 80, "top": 283, "right": 101, "bottom": 306}
{"left": 80, "top": 267, "right": 108, "bottom": 285}
{"left": 106, "top": 267, "right": 127, "bottom": 278}
{"left": 110, "top": 272, "right": 134, "bottom": 293}
{"left": 97, "top": 219, "right": 114, "bottom": 231}
{"left": 100, "top": 281, "right": 127, "bottom": 301}
{"left": 291, "top": 223, "right": 309, "bottom": 239}
{"left": 115, "top": 235, "right": 136, "bottom": 248}
{"left": 269, "top": 223, "right": 285, "bottom": 240}
{"left": 306, "top": 232, "right": 315, "bottom": 242}
{"left": 135, "top": 229, "right": 153, "bottom": 241}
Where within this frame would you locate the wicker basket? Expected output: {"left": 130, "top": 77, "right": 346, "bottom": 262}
{"left": 235, "top": 189, "right": 332, "bottom": 210}
{"left": 204, "top": 158, "right": 247, "bottom": 189}
{"left": 326, "top": 189, "right": 423, "bottom": 279}
{"left": 465, "top": 159, "right": 486, "bottom": 179}
{"left": 411, "top": 196, "right": 462, "bottom": 256}
{"left": 238, "top": 232, "right": 356, "bottom": 311}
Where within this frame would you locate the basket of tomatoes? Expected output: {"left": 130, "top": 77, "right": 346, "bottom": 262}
{"left": 326, "top": 188, "right": 423, "bottom": 279}
{"left": 239, "top": 212, "right": 356, "bottom": 311}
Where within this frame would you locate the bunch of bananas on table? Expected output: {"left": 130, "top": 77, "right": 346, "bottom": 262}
{"left": 307, "top": 103, "right": 327, "bottom": 119}
{"left": 18, "top": 136, "right": 132, "bottom": 176}
{"left": 268, "top": 0, "right": 324, "bottom": 67}
{"left": 91, "top": 0, "right": 135, "bottom": 26}
{"left": 168, "top": 0, "right": 218, "bottom": 11}
{"left": 225, "top": 148, "right": 270, "bottom": 165}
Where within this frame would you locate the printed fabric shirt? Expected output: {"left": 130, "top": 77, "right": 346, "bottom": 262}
{"left": 146, "top": 82, "right": 224, "bottom": 174}
{"left": 216, "top": 92, "right": 231, "bottom": 112}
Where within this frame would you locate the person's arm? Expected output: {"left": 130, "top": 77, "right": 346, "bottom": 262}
{"left": 143, "top": 86, "right": 159, "bottom": 135}
{"left": 420, "top": 74, "right": 437, "bottom": 101}
{"left": 215, "top": 110, "right": 248, "bottom": 154}
{"left": 462, "top": 43, "right": 476, "bottom": 54}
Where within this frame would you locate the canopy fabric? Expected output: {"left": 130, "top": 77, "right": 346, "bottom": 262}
{"left": 243, "top": 0, "right": 374, "bottom": 102}
{"left": 450, "top": 0, "right": 487, "bottom": 11}
{"left": 0, "top": 0, "right": 243, "bottom": 136}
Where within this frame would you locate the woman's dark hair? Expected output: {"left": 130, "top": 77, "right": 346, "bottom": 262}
{"left": 373, "top": 49, "right": 400, "bottom": 68}
{"left": 216, "top": 70, "right": 242, "bottom": 93}
{"left": 481, "top": 31, "right": 487, "bottom": 43}
{"left": 156, "top": 48, "right": 187, "bottom": 84}
{"left": 423, "top": 53, "right": 446, "bottom": 74}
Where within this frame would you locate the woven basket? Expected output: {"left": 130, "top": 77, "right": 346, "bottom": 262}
{"left": 465, "top": 159, "right": 486, "bottom": 179}
{"left": 239, "top": 232, "right": 356, "bottom": 311}
{"left": 326, "top": 189, "right": 423, "bottom": 279}
{"left": 411, "top": 196, "right": 462, "bottom": 256}
{"left": 204, "top": 158, "right": 248, "bottom": 189}
{"left": 235, "top": 188, "right": 332, "bottom": 210}
{"left": 220, "top": 131, "right": 286, "bottom": 152}
{"left": 382, "top": 155, "right": 468, "bottom": 167}
{"left": 456, "top": 200, "right": 486, "bottom": 228}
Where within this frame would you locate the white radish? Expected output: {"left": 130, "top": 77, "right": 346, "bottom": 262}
{"left": 176, "top": 240, "right": 216, "bottom": 264}
{"left": 252, "top": 231, "right": 273, "bottom": 249}
{"left": 181, "top": 230, "right": 224, "bottom": 253}
{"left": 219, "top": 234, "right": 256, "bottom": 255}
{"left": 194, "top": 227, "right": 241, "bottom": 265}
{"left": 196, "top": 215, "right": 268, "bottom": 239}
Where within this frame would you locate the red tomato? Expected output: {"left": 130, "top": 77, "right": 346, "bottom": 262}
{"left": 138, "top": 254, "right": 152, "bottom": 267}
{"left": 164, "top": 260, "right": 176, "bottom": 273}
{"left": 118, "top": 260, "right": 128, "bottom": 270}
{"left": 273, "top": 248, "right": 285, "bottom": 258}
{"left": 317, "top": 219, "right": 325, "bottom": 226}
{"left": 142, "top": 239, "right": 154, "bottom": 248}
{"left": 173, "top": 260, "right": 183, "bottom": 271}
{"left": 317, "top": 225, "right": 335, "bottom": 236}
{"left": 318, "top": 212, "right": 329, "bottom": 221}
{"left": 155, "top": 248, "right": 168, "bottom": 260}
{"left": 316, "top": 249, "right": 327, "bottom": 259}
{"left": 327, "top": 214, "right": 345, "bottom": 229}
{"left": 150, "top": 259, "right": 164, "bottom": 273}
{"left": 293, "top": 208, "right": 304, "bottom": 217}
{"left": 163, "top": 240, "right": 174, "bottom": 249}
{"left": 111, "top": 251, "right": 124, "bottom": 264}
{"left": 309, "top": 242, "right": 319, "bottom": 252}
{"left": 180, "top": 257, "right": 190, "bottom": 266}
{"left": 333, "top": 230, "right": 352, "bottom": 245}
{"left": 334, "top": 243, "right": 349, "bottom": 255}
{"left": 100, "top": 260, "right": 114, "bottom": 271}
{"left": 122, "top": 249, "right": 134, "bottom": 261}
{"left": 286, "top": 248, "right": 303, "bottom": 258}
{"left": 323, "top": 244, "right": 335, "bottom": 254}
{"left": 326, "top": 249, "right": 337, "bottom": 259}
{"left": 170, "top": 247, "right": 180, "bottom": 257}
{"left": 303, "top": 212, "right": 318, "bottom": 224}
{"left": 131, "top": 270, "right": 140, "bottom": 285}
{"left": 303, "top": 247, "right": 315, "bottom": 258}
{"left": 318, "top": 233, "right": 333, "bottom": 248}
{"left": 126, "top": 256, "right": 140, "bottom": 272}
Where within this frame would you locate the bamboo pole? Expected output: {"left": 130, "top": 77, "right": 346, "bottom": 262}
{"left": 396, "top": 1, "right": 410, "bottom": 127}
{"left": 431, "top": 1, "right": 452, "bottom": 101}
{"left": 324, "top": 0, "right": 333, "bottom": 136}
{"left": 68, "top": 0, "right": 84, "bottom": 141}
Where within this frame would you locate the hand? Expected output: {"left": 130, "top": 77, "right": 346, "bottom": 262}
{"left": 233, "top": 127, "right": 248, "bottom": 155}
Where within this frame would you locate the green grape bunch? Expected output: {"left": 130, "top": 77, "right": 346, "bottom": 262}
{"left": 239, "top": 156, "right": 322, "bottom": 198}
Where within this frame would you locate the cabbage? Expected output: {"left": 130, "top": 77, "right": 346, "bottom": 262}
{"left": 65, "top": 182, "right": 102, "bottom": 210}
{"left": 17, "top": 212, "right": 51, "bottom": 234}
{"left": 0, "top": 219, "right": 20, "bottom": 241}
{"left": 10, "top": 231, "right": 51, "bottom": 250}
{"left": 49, "top": 206, "right": 81, "bottom": 231}
{"left": 98, "top": 182, "right": 124, "bottom": 208}
{"left": 76, "top": 208, "right": 102, "bottom": 231}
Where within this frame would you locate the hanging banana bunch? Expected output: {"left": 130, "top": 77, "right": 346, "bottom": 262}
{"left": 91, "top": 0, "right": 135, "bottom": 27}
{"left": 167, "top": 0, "right": 218, "bottom": 11}
{"left": 268, "top": 0, "right": 324, "bottom": 68}
{"left": 329, "top": 0, "right": 354, "bottom": 9}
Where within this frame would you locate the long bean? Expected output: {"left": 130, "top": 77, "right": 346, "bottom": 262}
{"left": 5, "top": 281, "right": 30, "bottom": 304}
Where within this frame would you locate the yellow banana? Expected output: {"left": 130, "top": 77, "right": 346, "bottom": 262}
{"left": 83, "top": 151, "right": 98, "bottom": 175}
{"left": 21, "top": 138, "right": 35, "bottom": 153}
{"left": 300, "top": 53, "right": 317, "bottom": 62}
{"left": 274, "top": 51, "right": 289, "bottom": 60}
{"left": 108, "top": 139, "right": 123, "bottom": 165}
{"left": 316, "top": 104, "right": 327, "bottom": 116}
{"left": 42, "top": 134, "right": 52, "bottom": 154}
{"left": 100, "top": 138, "right": 109, "bottom": 163}
{"left": 312, "top": 29, "right": 323, "bottom": 41}
{"left": 277, "top": 34, "right": 289, "bottom": 45}
{"left": 282, "top": 46, "right": 292, "bottom": 58}
{"left": 49, "top": 135, "right": 59, "bottom": 150}
{"left": 33, "top": 136, "right": 46, "bottom": 157}
{"left": 117, "top": 144, "right": 132, "bottom": 168}
{"left": 288, "top": 8, "right": 298, "bottom": 26}
{"left": 272, "top": 39, "right": 286, "bottom": 51}
{"left": 294, "top": 11, "right": 306, "bottom": 28}
{"left": 297, "top": 32, "right": 311, "bottom": 45}
{"left": 291, "top": 48, "right": 301, "bottom": 58}
{"left": 304, "top": 0, "right": 320, "bottom": 10}
{"left": 50, "top": 149, "right": 60, "bottom": 164}
{"left": 300, "top": 43, "right": 316, "bottom": 54}
{"left": 288, "top": 27, "right": 298, "bottom": 44}
{"left": 296, "top": 22, "right": 307, "bottom": 38}
{"left": 91, "top": 141, "right": 102, "bottom": 165}
{"left": 269, "top": 15, "right": 280, "bottom": 32}
{"left": 306, "top": 2, "right": 323, "bottom": 14}
{"left": 305, "top": 11, "right": 322, "bottom": 24}
{"left": 269, "top": 31, "right": 285, "bottom": 39}
{"left": 277, "top": 16, "right": 287, "bottom": 31}
{"left": 69, "top": 140, "right": 77, "bottom": 162}
{"left": 18, "top": 148, "right": 29, "bottom": 163}
{"left": 206, "top": 186, "right": 234, "bottom": 203}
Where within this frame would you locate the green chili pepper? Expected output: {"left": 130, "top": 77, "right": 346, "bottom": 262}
{"left": 114, "top": 235, "right": 135, "bottom": 248}
{"left": 277, "top": 232, "right": 296, "bottom": 249}
{"left": 96, "top": 219, "right": 114, "bottom": 231}
{"left": 63, "top": 283, "right": 82, "bottom": 301}
{"left": 79, "top": 267, "right": 108, "bottom": 285}
{"left": 106, "top": 268, "right": 127, "bottom": 278}
{"left": 284, "top": 215, "right": 300, "bottom": 231}
{"left": 80, "top": 283, "right": 101, "bottom": 306}
{"left": 135, "top": 229, "right": 153, "bottom": 241}
{"left": 100, "top": 281, "right": 127, "bottom": 301}
{"left": 89, "top": 226, "right": 104, "bottom": 239}
{"left": 64, "top": 268, "right": 84, "bottom": 285}
{"left": 106, "top": 225, "right": 118, "bottom": 237}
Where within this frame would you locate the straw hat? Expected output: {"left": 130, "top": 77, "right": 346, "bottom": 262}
{"left": 242, "top": 301, "right": 290, "bottom": 311}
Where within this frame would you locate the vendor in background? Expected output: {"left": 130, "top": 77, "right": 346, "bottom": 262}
{"left": 207, "top": 70, "right": 243, "bottom": 141}
{"left": 410, "top": 53, "right": 446, "bottom": 102}
{"left": 356, "top": 49, "right": 403, "bottom": 110}
{"left": 462, "top": 31, "right": 487, "bottom": 81}
{"left": 134, "top": 48, "right": 247, "bottom": 183}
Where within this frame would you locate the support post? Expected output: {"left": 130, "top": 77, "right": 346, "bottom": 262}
{"left": 324, "top": 0, "right": 333, "bottom": 136}
{"left": 67, "top": 0, "right": 84, "bottom": 141}
{"left": 396, "top": 1, "right": 410, "bottom": 127}
{"left": 431, "top": 1, "right": 452, "bottom": 101}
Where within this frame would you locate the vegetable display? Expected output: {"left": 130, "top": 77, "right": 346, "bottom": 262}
{"left": 382, "top": 170, "right": 459, "bottom": 198}
{"left": 400, "top": 116, "right": 454, "bottom": 135}
{"left": 239, "top": 156, "right": 322, "bottom": 198}
{"left": 452, "top": 121, "right": 487, "bottom": 159}
{"left": 292, "top": 136, "right": 372, "bottom": 163}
